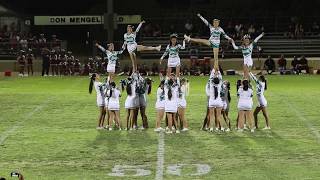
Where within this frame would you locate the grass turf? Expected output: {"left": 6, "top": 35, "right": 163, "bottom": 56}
{"left": 0, "top": 75, "right": 320, "bottom": 180}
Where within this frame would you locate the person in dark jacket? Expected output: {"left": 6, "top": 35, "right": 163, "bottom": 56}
{"left": 264, "top": 56, "right": 275, "bottom": 74}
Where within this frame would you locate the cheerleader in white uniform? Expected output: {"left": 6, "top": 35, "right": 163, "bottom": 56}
{"left": 221, "top": 80, "right": 231, "bottom": 130}
{"left": 160, "top": 34, "right": 185, "bottom": 78}
{"left": 237, "top": 80, "right": 254, "bottom": 132}
{"left": 177, "top": 78, "right": 189, "bottom": 131}
{"left": 136, "top": 76, "right": 152, "bottom": 129}
{"left": 124, "top": 21, "right": 161, "bottom": 72}
{"left": 231, "top": 32, "right": 264, "bottom": 79}
{"left": 106, "top": 82, "right": 121, "bottom": 130}
{"left": 184, "top": 14, "right": 232, "bottom": 67}
{"left": 250, "top": 72, "right": 270, "bottom": 130}
{"left": 154, "top": 80, "right": 165, "bottom": 132}
{"left": 164, "top": 77, "right": 179, "bottom": 134}
{"left": 122, "top": 77, "right": 139, "bottom": 130}
{"left": 95, "top": 43, "right": 125, "bottom": 82}
{"left": 88, "top": 74, "right": 106, "bottom": 129}
{"left": 206, "top": 69, "right": 227, "bottom": 132}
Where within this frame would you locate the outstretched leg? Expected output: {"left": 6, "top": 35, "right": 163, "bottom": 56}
{"left": 137, "top": 45, "right": 161, "bottom": 52}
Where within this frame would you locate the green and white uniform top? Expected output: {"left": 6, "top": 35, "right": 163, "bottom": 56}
{"left": 160, "top": 41, "right": 186, "bottom": 59}
{"left": 231, "top": 33, "right": 264, "bottom": 59}
{"left": 199, "top": 15, "right": 231, "bottom": 48}
{"left": 123, "top": 22, "right": 143, "bottom": 45}
{"left": 97, "top": 45, "right": 124, "bottom": 65}
{"left": 249, "top": 72, "right": 265, "bottom": 96}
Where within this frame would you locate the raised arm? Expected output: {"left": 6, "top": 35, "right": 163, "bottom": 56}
{"left": 249, "top": 72, "right": 259, "bottom": 85}
{"left": 253, "top": 32, "right": 264, "bottom": 43}
{"left": 231, "top": 40, "right": 240, "bottom": 50}
{"left": 96, "top": 43, "right": 108, "bottom": 54}
{"left": 179, "top": 40, "right": 186, "bottom": 50}
{"left": 160, "top": 45, "right": 169, "bottom": 61}
{"left": 220, "top": 28, "right": 231, "bottom": 40}
{"left": 197, "top": 14, "right": 212, "bottom": 28}
{"left": 135, "top": 20, "right": 145, "bottom": 33}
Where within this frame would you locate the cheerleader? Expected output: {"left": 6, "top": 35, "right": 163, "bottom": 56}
{"left": 237, "top": 80, "right": 254, "bottom": 132}
{"left": 221, "top": 80, "right": 231, "bottom": 130}
{"left": 123, "top": 77, "right": 139, "bottom": 130}
{"left": 231, "top": 32, "right": 264, "bottom": 79}
{"left": 164, "top": 77, "right": 179, "bottom": 134}
{"left": 124, "top": 20, "right": 161, "bottom": 72}
{"left": 206, "top": 68, "right": 227, "bottom": 132}
{"left": 160, "top": 34, "right": 185, "bottom": 78}
{"left": 136, "top": 75, "right": 152, "bottom": 129}
{"left": 96, "top": 42, "right": 125, "bottom": 82}
{"left": 89, "top": 74, "right": 106, "bottom": 129}
{"left": 154, "top": 80, "right": 165, "bottom": 132}
{"left": 106, "top": 82, "right": 122, "bottom": 130}
{"left": 26, "top": 49, "right": 34, "bottom": 76}
{"left": 177, "top": 78, "right": 189, "bottom": 131}
{"left": 184, "top": 14, "right": 232, "bottom": 66}
{"left": 249, "top": 72, "right": 270, "bottom": 130}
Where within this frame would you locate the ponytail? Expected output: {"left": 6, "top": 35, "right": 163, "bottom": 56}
{"left": 259, "top": 75, "right": 267, "bottom": 90}
{"left": 168, "top": 87, "right": 173, "bottom": 100}
{"left": 214, "top": 86, "right": 218, "bottom": 99}
{"left": 243, "top": 80, "right": 249, "bottom": 91}
{"left": 89, "top": 74, "right": 96, "bottom": 94}
{"left": 126, "top": 83, "right": 132, "bottom": 96}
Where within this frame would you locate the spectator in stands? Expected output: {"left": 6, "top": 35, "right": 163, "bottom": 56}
{"left": 291, "top": 56, "right": 299, "bottom": 74}
{"left": 311, "top": 22, "right": 320, "bottom": 35}
{"left": 38, "top": 33, "right": 47, "bottom": 50}
{"left": 235, "top": 23, "right": 243, "bottom": 38}
{"left": 19, "top": 36, "right": 28, "bottom": 51}
{"left": 184, "top": 20, "right": 193, "bottom": 34}
{"left": 153, "top": 23, "right": 162, "bottom": 37}
{"left": 278, "top": 54, "right": 287, "bottom": 75}
{"left": 248, "top": 25, "right": 256, "bottom": 35}
{"left": 143, "top": 23, "right": 153, "bottom": 36}
{"left": 298, "top": 55, "right": 309, "bottom": 74}
{"left": 295, "top": 24, "right": 304, "bottom": 39}
{"left": 264, "top": 56, "right": 275, "bottom": 74}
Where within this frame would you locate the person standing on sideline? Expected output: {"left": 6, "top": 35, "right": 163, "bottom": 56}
{"left": 41, "top": 48, "right": 50, "bottom": 76}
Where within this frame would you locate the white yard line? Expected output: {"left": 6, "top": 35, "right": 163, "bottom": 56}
{"left": 155, "top": 132, "right": 165, "bottom": 180}
{"left": 285, "top": 101, "right": 320, "bottom": 143}
{"left": 0, "top": 103, "right": 47, "bottom": 145}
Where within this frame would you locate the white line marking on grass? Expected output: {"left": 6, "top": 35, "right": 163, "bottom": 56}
{"left": 155, "top": 132, "right": 165, "bottom": 180}
{"left": 285, "top": 101, "right": 320, "bottom": 143}
{"left": 0, "top": 102, "right": 48, "bottom": 145}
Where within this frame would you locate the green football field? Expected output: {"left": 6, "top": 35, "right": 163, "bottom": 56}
{"left": 0, "top": 75, "right": 320, "bottom": 180}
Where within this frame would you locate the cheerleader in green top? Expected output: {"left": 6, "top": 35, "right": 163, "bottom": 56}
{"left": 231, "top": 32, "right": 264, "bottom": 79}
{"left": 184, "top": 14, "right": 232, "bottom": 67}
{"left": 124, "top": 20, "right": 161, "bottom": 72}
{"left": 160, "top": 34, "right": 186, "bottom": 78}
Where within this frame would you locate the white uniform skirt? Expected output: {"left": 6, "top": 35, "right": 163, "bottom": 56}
{"left": 108, "top": 100, "right": 120, "bottom": 111}
{"left": 178, "top": 98, "right": 187, "bottom": 108}
{"left": 257, "top": 94, "right": 267, "bottom": 107}
{"left": 104, "top": 98, "right": 109, "bottom": 108}
{"left": 168, "top": 57, "right": 181, "bottom": 68}
{"left": 127, "top": 43, "right": 137, "bottom": 53}
{"left": 139, "top": 94, "right": 147, "bottom": 107}
{"left": 125, "top": 95, "right": 139, "bottom": 109}
{"left": 208, "top": 97, "right": 223, "bottom": 108}
{"left": 107, "top": 64, "right": 116, "bottom": 73}
{"left": 165, "top": 100, "right": 178, "bottom": 113}
{"left": 237, "top": 99, "right": 253, "bottom": 111}
{"left": 155, "top": 100, "right": 165, "bottom": 110}
{"left": 244, "top": 56, "right": 253, "bottom": 67}
{"left": 97, "top": 97, "right": 105, "bottom": 107}
{"left": 222, "top": 100, "right": 229, "bottom": 111}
